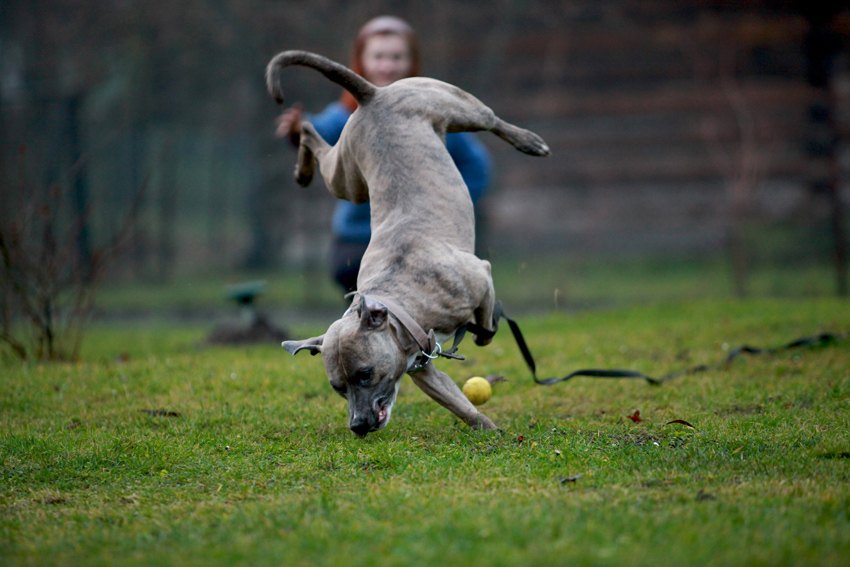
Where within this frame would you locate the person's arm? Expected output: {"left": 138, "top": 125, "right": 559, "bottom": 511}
{"left": 274, "top": 103, "right": 303, "bottom": 145}
{"left": 446, "top": 132, "right": 492, "bottom": 204}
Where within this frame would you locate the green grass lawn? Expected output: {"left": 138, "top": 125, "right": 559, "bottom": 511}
{"left": 2, "top": 298, "right": 849, "bottom": 566}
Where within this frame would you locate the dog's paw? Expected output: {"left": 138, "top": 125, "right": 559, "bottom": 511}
{"left": 295, "top": 165, "right": 315, "bottom": 187}
{"left": 512, "top": 129, "right": 550, "bottom": 157}
{"left": 295, "top": 137, "right": 316, "bottom": 187}
{"left": 493, "top": 119, "right": 550, "bottom": 157}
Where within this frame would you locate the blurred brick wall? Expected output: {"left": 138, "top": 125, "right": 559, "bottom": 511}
{"left": 440, "top": 1, "right": 849, "bottom": 256}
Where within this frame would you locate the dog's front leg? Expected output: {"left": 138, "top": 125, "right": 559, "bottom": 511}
{"left": 410, "top": 365, "right": 498, "bottom": 431}
{"left": 472, "top": 260, "right": 497, "bottom": 347}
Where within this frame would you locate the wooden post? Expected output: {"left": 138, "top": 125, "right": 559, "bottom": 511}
{"left": 803, "top": 9, "right": 847, "bottom": 296}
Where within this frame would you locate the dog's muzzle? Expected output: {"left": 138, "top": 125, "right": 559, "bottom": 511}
{"left": 349, "top": 416, "right": 372, "bottom": 438}
{"left": 349, "top": 406, "right": 390, "bottom": 438}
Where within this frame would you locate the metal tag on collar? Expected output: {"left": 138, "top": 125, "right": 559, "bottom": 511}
{"left": 408, "top": 341, "right": 442, "bottom": 374}
{"left": 407, "top": 355, "right": 429, "bottom": 374}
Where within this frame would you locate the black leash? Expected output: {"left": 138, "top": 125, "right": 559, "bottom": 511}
{"left": 446, "top": 301, "right": 846, "bottom": 386}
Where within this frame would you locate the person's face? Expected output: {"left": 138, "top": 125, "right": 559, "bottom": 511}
{"left": 360, "top": 34, "right": 413, "bottom": 87}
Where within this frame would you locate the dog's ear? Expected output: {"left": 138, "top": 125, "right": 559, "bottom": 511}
{"left": 282, "top": 335, "right": 324, "bottom": 356}
{"left": 359, "top": 296, "right": 388, "bottom": 330}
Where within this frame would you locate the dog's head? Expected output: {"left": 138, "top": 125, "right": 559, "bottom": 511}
{"left": 282, "top": 296, "right": 415, "bottom": 437}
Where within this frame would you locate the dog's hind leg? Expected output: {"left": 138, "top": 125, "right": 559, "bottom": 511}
{"left": 297, "top": 121, "right": 368, "bottom": 203}
{"left": 420, "top": 80, "right": 549, "bottom": 157}
{"left": 410, "top": 365, "right": 498, "bottom": 431}
{"left": 444, "top": 104, "right": 549, "bottom": 157}
{"left": 294, "top": 136, "right": 316, "bottom": 187}
{"left": 448, "top": 110, "right": 549, "bottom": 157}
{"left": 294, "top": 121, "right": 332, "bottom": 187}
{"left": 490, "top": 117, "right": 550, "bottom": 157}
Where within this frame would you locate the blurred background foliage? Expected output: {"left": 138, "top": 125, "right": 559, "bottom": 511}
{"left": 1, "top": 0, "right": 849, "bottom": 323}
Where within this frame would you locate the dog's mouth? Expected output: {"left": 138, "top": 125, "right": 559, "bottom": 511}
{"left": 351, "top": 382, "right": 401, "bottom": 437}
{"left": 372, "top": 395, "right": 395, "bottom": 430}
{"left": 374, "top": 405, "right": 390, "bottom": 431}
{"left": 350, "top": 405, "right": 391, "bottom": 438}
{"left": 372, "top": 382, "right": 400, "bottom": 432}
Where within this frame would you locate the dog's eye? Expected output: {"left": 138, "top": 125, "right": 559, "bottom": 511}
{"left": 352, "top": 368, "right": 373, "bottom": 386}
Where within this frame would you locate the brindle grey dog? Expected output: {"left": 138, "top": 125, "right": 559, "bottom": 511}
{"left": 267, "top": 50, "right": 548, "bottom": 437}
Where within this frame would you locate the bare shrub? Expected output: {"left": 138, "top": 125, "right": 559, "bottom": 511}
{"left": 0, "top": 146, "right": 142, "bottom": 361}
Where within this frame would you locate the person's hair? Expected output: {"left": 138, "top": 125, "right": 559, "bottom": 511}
{"left": 340, "top": 15, "right": 421, "bottom": 111}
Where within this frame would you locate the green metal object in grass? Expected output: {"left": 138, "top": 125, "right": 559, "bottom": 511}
{"left": 224, "top": 280, "right": 267, "bottom": 324}
{"left": 224, "top": 280, "right": 268, "bottom": 305}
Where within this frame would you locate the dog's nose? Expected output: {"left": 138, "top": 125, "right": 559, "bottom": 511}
{"left": 350, "top": 416, "right": 372, "bottom": 438}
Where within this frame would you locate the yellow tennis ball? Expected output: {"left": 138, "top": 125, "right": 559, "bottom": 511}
{"left": 463, "top": 376, "right": 492, "bottom": 406}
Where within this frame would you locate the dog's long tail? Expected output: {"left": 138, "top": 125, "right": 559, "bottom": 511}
{"left": 266, "top": 50, "right": 376, "bottom": 107}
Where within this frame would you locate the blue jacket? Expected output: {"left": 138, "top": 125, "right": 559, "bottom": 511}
{"left": 308, "top": 102, "right": 492, "bottom": 243}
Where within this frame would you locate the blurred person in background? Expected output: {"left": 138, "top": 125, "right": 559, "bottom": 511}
{"left": 275, "top": 15, "right": 492, "bottom": 293}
